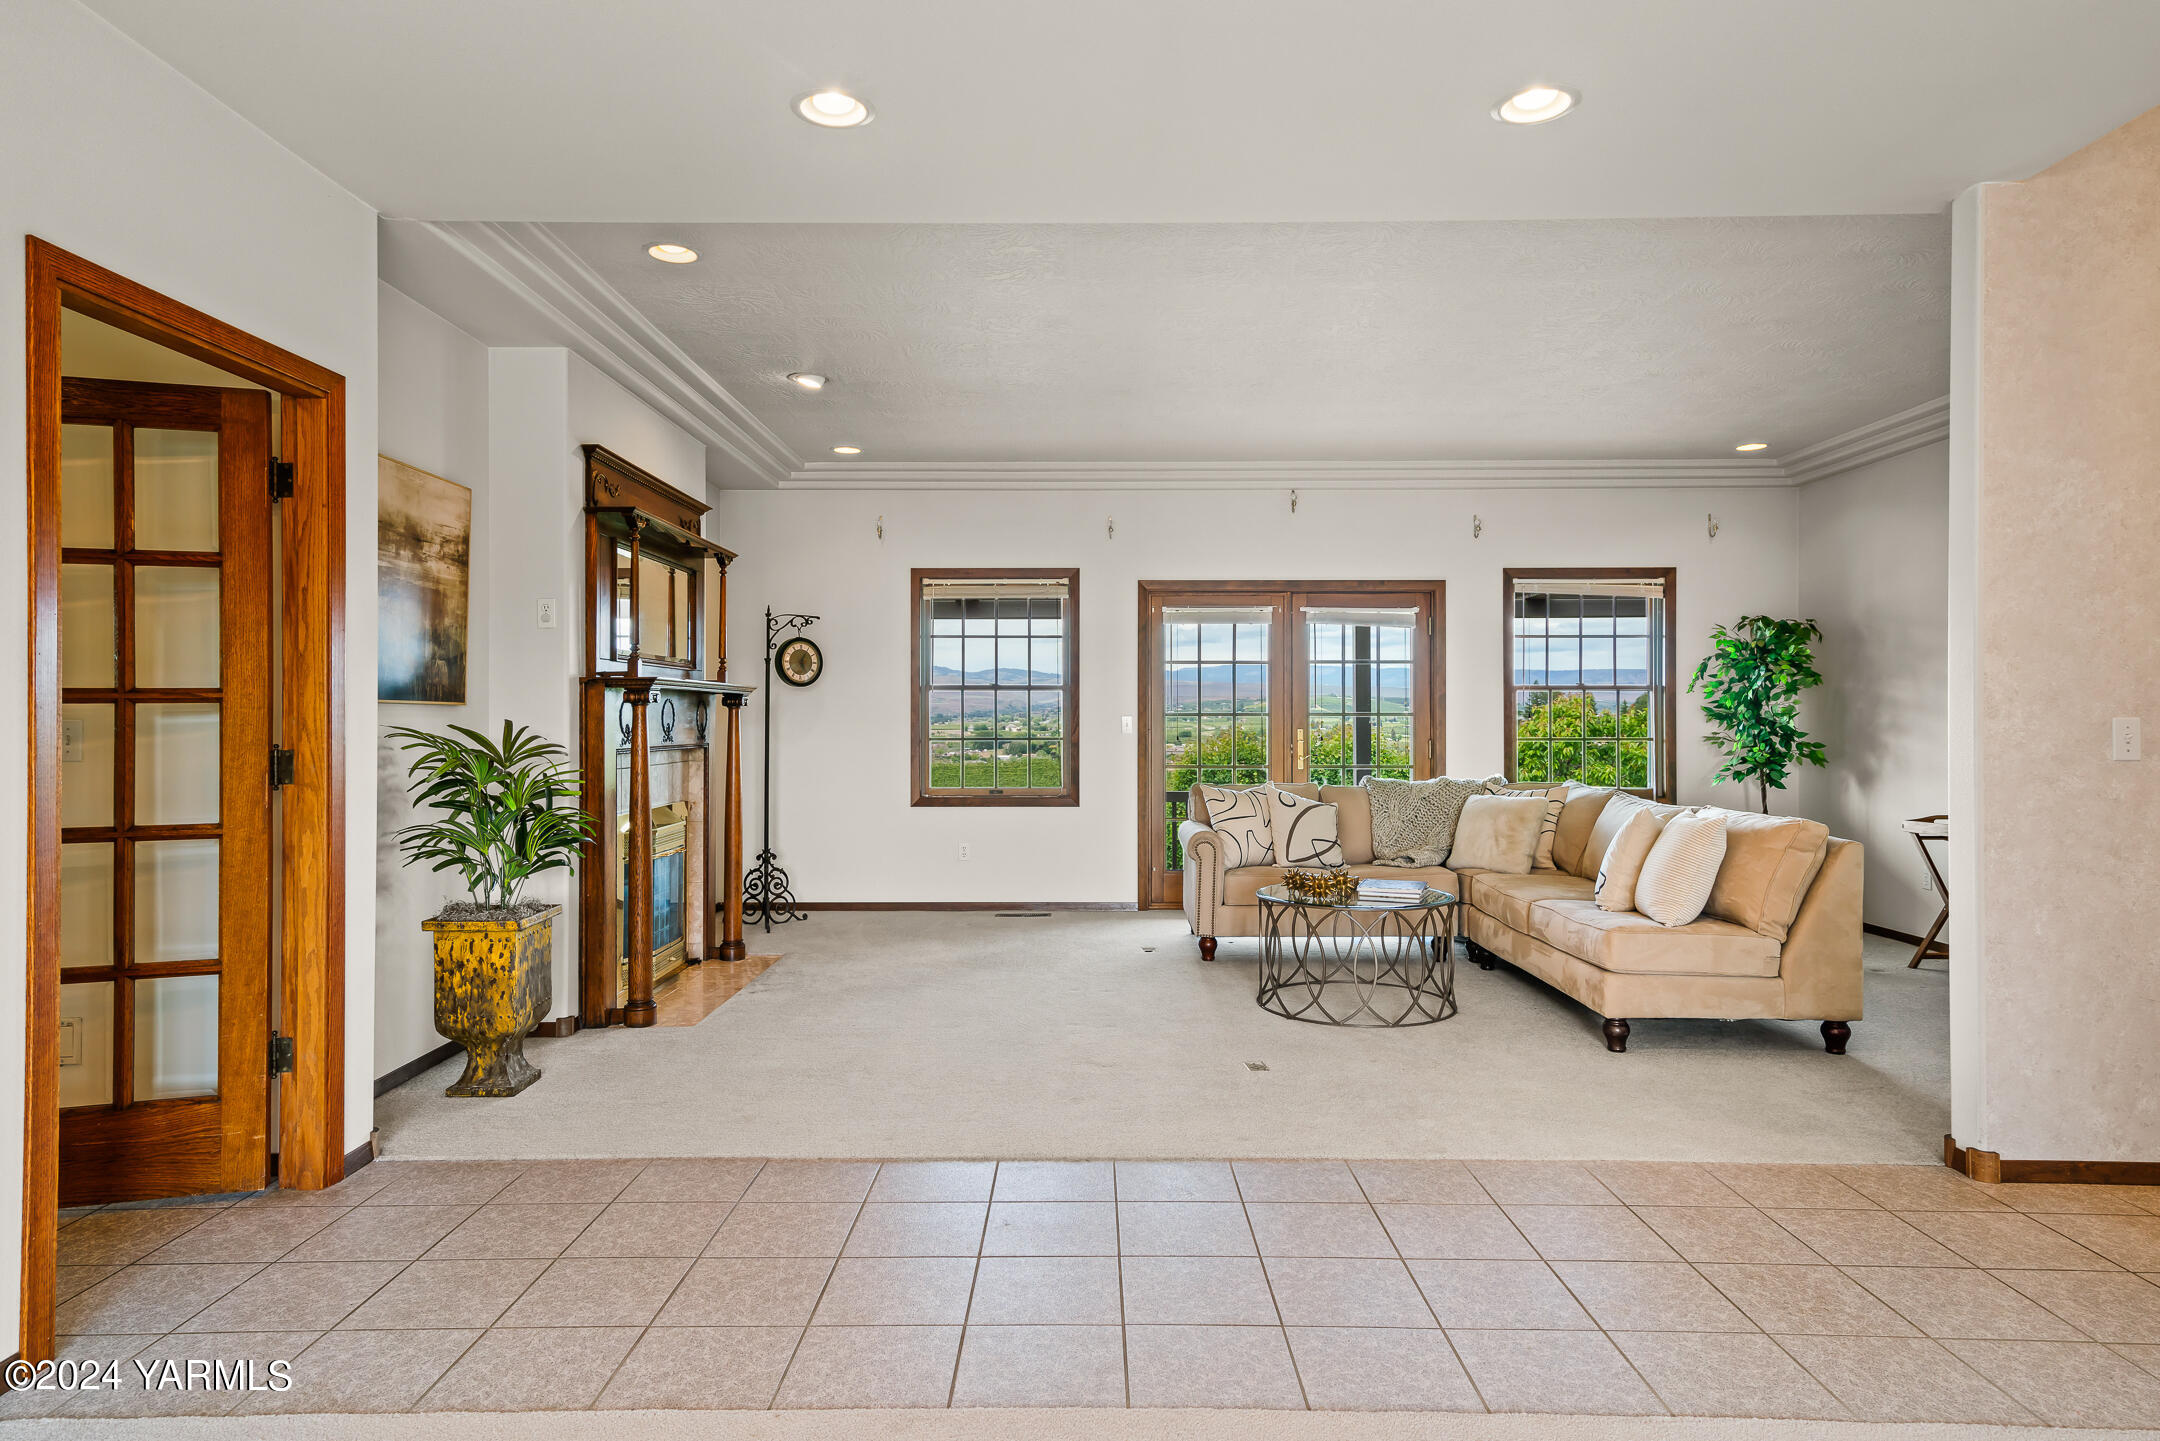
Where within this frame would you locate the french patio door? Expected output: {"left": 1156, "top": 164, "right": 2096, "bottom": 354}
{"left": 1139, "top": 582, "right": 1443, "bottom": 909}
{"left": 57, "top": 378, "right": 274, "bottom": 1203}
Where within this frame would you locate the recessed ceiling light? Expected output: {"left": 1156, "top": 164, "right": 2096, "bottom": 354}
{"left": 788, "top": 372, "right": 828, "bottom": 390}
{"left": 1734, "top": 441, "right": 1769, "bottom": 452}
{"left": 795, "top": 90, "right": 873, "bottom": 128}
{"left": 1492, "top": 85, "right": 1578, "bottom": 125}
{"left": 647, "top": 243, "right": 698, "bottom": 264}
{"left": 831, "top": 445, "right": 862, "bottom": 455}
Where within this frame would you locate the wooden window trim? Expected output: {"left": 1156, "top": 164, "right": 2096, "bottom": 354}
{"left": 1501, "top": 566, "right": 1677, "bottom": 803}
{"left": 910, "top": 567, "right": 1080, "bottom": 808}
{"left": 23, "top": 238, "right": 349, "bottom": 1363}
{"left": 1134, "top": 579, "right": 1446, "bottom": 910}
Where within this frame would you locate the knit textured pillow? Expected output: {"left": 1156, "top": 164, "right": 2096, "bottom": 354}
{"left": 1194, "top": 783, "right": 1274, "bottom": 867}
{"left": 1491, "top": 782, "right": 1567, "bottom": 869}
{"left": 1633, "top": 810, "right": 1729, "bottom": 927}
{"left": 1593, "top": 808, "right": 1671, "bottom": 913}
{"left": 1364, "top": 774, "right": 1507, "bottom": 868}
{"left": 1264, "top": 786, "right": 1344, "bottom": 868}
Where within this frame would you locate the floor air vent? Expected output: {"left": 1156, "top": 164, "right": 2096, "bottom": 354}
{"left": 995, "top": 911, "right": 1051, "bottom": 918}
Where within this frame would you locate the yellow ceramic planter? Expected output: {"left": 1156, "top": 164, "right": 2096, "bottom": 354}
{"left": 422, "top": 904, "right": 559, "bottom": 1097}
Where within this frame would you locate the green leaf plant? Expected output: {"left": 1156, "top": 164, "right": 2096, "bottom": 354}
{"left": 387, "top": 720, "right": 593, "bottom": 912}
{"left": 1686, "top": 616, "right": 1829, "bottom": 814}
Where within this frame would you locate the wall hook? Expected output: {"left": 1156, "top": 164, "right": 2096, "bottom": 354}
{"left": 876, "top": 514, "right": 884, "bottom": 541}
{"left": 1473, "top": 514, "right": 1483, "bottom": 540}
{"left": 1106, "top": 515, "right": 1115, "bottom": 541}
{"left": 1290, "top": 489, "right": 1300, "bottom": 515}
{"left": 1706, "top": 512, "right": 1720, "bottom": 541}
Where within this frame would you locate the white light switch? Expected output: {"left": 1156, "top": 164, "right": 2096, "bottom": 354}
{"left": 1122, "top": 716, "right": 1134, "bottom": 735}
{"left": 58, "top": 1016, "right": 81, "bottom": 1067}
{"left": 2112, "top": 717, "right": 2141, "bottom": 761}
{"left": 537, "top": 598, "right": 559, "bottom": 630}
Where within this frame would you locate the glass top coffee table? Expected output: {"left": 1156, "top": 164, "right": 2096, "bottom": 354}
{"left": 1254, "top": 884, "right": 1459, "bottom": 1026}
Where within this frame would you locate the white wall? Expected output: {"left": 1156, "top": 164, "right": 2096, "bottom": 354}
{"left": 375, "top": 284, "right": 491, "bottom": 1079}
{"left": 714, "top": 484, "right": 1804, "bottom": 903}
{"left": 1, "top": 0, "right": 379, "bottom": 1352}
{"left": 1796, "top": 442, "right": 1950, "bottom": 937}
{"left": 371, "top": 340, "right": 710, "bottom": 1067}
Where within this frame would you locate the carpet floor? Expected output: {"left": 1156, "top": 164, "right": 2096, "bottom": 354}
{"left": 376, "top": 915, "right": 1947, "bottom": 1164}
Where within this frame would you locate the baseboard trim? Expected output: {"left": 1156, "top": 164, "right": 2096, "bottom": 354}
{"left": 1945, "top": 1133, "right": 2160, "bottom": 1185}
{"left": 795, "top": 901, "right": 1139, "bottom": 912}
{"left": 373, "top": 1041, "right": 459, "bottom": 1097}
{"left": 1865, "top": 922, "right": 1947, "bottom": 957}
{"left": 530, "top": 1017, "right": 581, "bottom": 1039}
{"left": 343, "top": 1141, "right": 376, "bottom": 1177}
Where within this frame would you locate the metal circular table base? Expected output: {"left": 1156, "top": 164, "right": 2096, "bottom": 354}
{"left": 1255, "top": 886, "right": 1459, "bottom": 1026}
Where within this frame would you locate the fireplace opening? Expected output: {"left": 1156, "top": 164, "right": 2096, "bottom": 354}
{"left": 620, "top": 801, "right": 691, "bottom": 1003}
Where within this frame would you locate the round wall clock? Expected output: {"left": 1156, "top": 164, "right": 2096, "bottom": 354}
{"left": 775, "top": 635, "right": 823, "bottom": 687}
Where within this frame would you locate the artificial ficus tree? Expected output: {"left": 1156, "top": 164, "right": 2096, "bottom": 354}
{"left": 1687, "top": 616, "right": 1829, "bottom": 814}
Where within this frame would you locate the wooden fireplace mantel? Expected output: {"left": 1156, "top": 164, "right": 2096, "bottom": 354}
{"left": 574, "top": 445, "right": 753, "bottom": 1029}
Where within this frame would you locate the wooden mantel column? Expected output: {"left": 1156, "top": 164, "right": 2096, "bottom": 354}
{"left": 718, "top": 691, "right": 749, "bottom": 962}
{"left": 621, "top": 680, "right": 657, "bottom": 1028}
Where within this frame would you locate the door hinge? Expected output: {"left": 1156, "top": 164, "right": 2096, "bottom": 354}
{"left": 269, "top": 1032, "right": 296, "bottom": 1077}
{"left": 269, "top": 458, "right": 295, "bottom": 501}
{"left": 269, "top": 745, "right": 296, "bottom": 790}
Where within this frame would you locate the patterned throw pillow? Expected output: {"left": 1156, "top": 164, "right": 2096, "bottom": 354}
{"left": 1264, "top": 786, "right": 1344, "bottom": 868}
{"left": 1194, "top": 783, "right": 1274, "bottom": 867}
{"left": 1633, "top": 810, "right": 1729, "bottom": 927}
{"left": 1593, "top": 808, "right": 1671, "bottom": 912}
{"left": 1491, "top": 782, "right": 1567, "bottom": 869}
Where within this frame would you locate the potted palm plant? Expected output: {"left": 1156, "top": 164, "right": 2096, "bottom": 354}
{"left": 388, "top": 721, "right": 592, "bottom": 1097}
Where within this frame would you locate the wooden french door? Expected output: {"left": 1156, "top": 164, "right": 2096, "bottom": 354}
{"left": 1138, "top": 581, "right": 1444, "bottom": 909}
{"left": 56, "top": 378, "right": 274, "bottom": 1203}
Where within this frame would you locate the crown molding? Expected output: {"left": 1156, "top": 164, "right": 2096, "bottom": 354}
{"left": 778, "top": 457, "right": 1792, "bottom": 491}
{"left": 381, "top": 221, "right": 1946, "bottom": 494}
{"left": 1781, "top": 396, "right": 1951, "bottom": 484}
{"left": 385, "top": 220, "right": 798, "bottom": 485}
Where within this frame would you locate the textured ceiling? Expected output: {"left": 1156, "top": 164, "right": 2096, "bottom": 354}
{"left": 549, "top": 217, "right": 1949, "bottom": 464}
{"left": 77, "top": 0, "right": 2160, "bottom": 222}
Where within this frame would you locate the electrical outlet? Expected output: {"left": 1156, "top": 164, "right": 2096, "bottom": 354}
{"left": 2112, "top": 717, "right": 2141, "bottom": 761}
{"left": 1920, "top": 872, "right": 1934, "bottom": 894}
{"left": 62, "top": 716, "right": 83, "bottom": 763}
{"left": 958, "top": 843, "right": 972, "bottom": 862}
{"left": 58, "top": 1016, "right": 81, "bottom": 1067}
{"left": 537, "top": 598, "right": 559, "bottom": 630}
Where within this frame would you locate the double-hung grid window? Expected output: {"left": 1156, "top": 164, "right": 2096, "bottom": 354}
{"left": 912, "top": 569, "right": 1079, "bottom": 805}
{"left": 1505, "top": 570, "right": 1674, "bottom": 798}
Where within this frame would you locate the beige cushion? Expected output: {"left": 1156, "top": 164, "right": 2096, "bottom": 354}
{"left": 1447, "top": 794, "right": 1548, "bottom": 874}
{"left": 1264, "top": 785, "right": 1343, "bottom": 868}
{"left": 1532, "top": 900, "right": 1782, "bottom": 978}
{"left": 1322, "top": 785, "right": 1375, "bottom": 865}
{"left": 1634, "top": 810, "right": 1728, "bottom": 927}
{"left": 1194, "top": 783, "right": 1275, "bottom": 867}
{"left": 1553, "top": 784, "right": 1618, "bottom": 876}
{"left": 1493, "top": 783, "right": 1567, "bottom": 869}
{"left": 1593, "top": 808, "right": 1669, "bottom": 913}
{"left": 1464, "top": 870, "right": 1594, "bottom": 933}
{"left": 1697, "top": 807, "right": 1833, "bottom": 942}
{"left": 1224, "top": 862, "right": 1459, "bottom": 909}
{"left": 1577, "top": 792, "right": 1688, "bottom": 881}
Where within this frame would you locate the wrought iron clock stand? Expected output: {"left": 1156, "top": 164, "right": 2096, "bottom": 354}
{"left": 742, "top": 608, "right": 818, "bottom": 931}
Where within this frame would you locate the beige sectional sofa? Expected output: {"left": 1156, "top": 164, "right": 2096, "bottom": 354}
{"left": 1177, "top": 781, "right": 1862, "bottom": 1053}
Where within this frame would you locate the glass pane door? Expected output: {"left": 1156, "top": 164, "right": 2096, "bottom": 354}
{"left": 57, "top": 377, "right": 272, "bottom": 1204}
{"left": 1301, "top": 606, "right": 1421, "bottom": 785}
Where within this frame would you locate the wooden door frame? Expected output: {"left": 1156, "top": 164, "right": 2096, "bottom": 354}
{"left": 1499, "top": 567, "right": 1678, "bottom": 803}
{"left": 1136, "top": 580, "right": 1446, "bottom": 910}
{"left": 22, "top": 238, "right": 349, "bottom": 1361}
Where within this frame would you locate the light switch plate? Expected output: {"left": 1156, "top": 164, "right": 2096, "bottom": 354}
{"left": 62, "top": 716, "right": 83, "bottom": 763}
{"left": 2113, "top": 717, "right": 2141, "bottom": 761}
{"left": 58, "top": 1016, "right": 81, "bottom": 1067}
{"left": 1122, "top": 716, "right": 1134, "bottom": 735}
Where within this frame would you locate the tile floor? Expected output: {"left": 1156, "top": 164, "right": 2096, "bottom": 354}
{"left": 14, "top": 1157, "right": 2160, "bottom": 1422}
